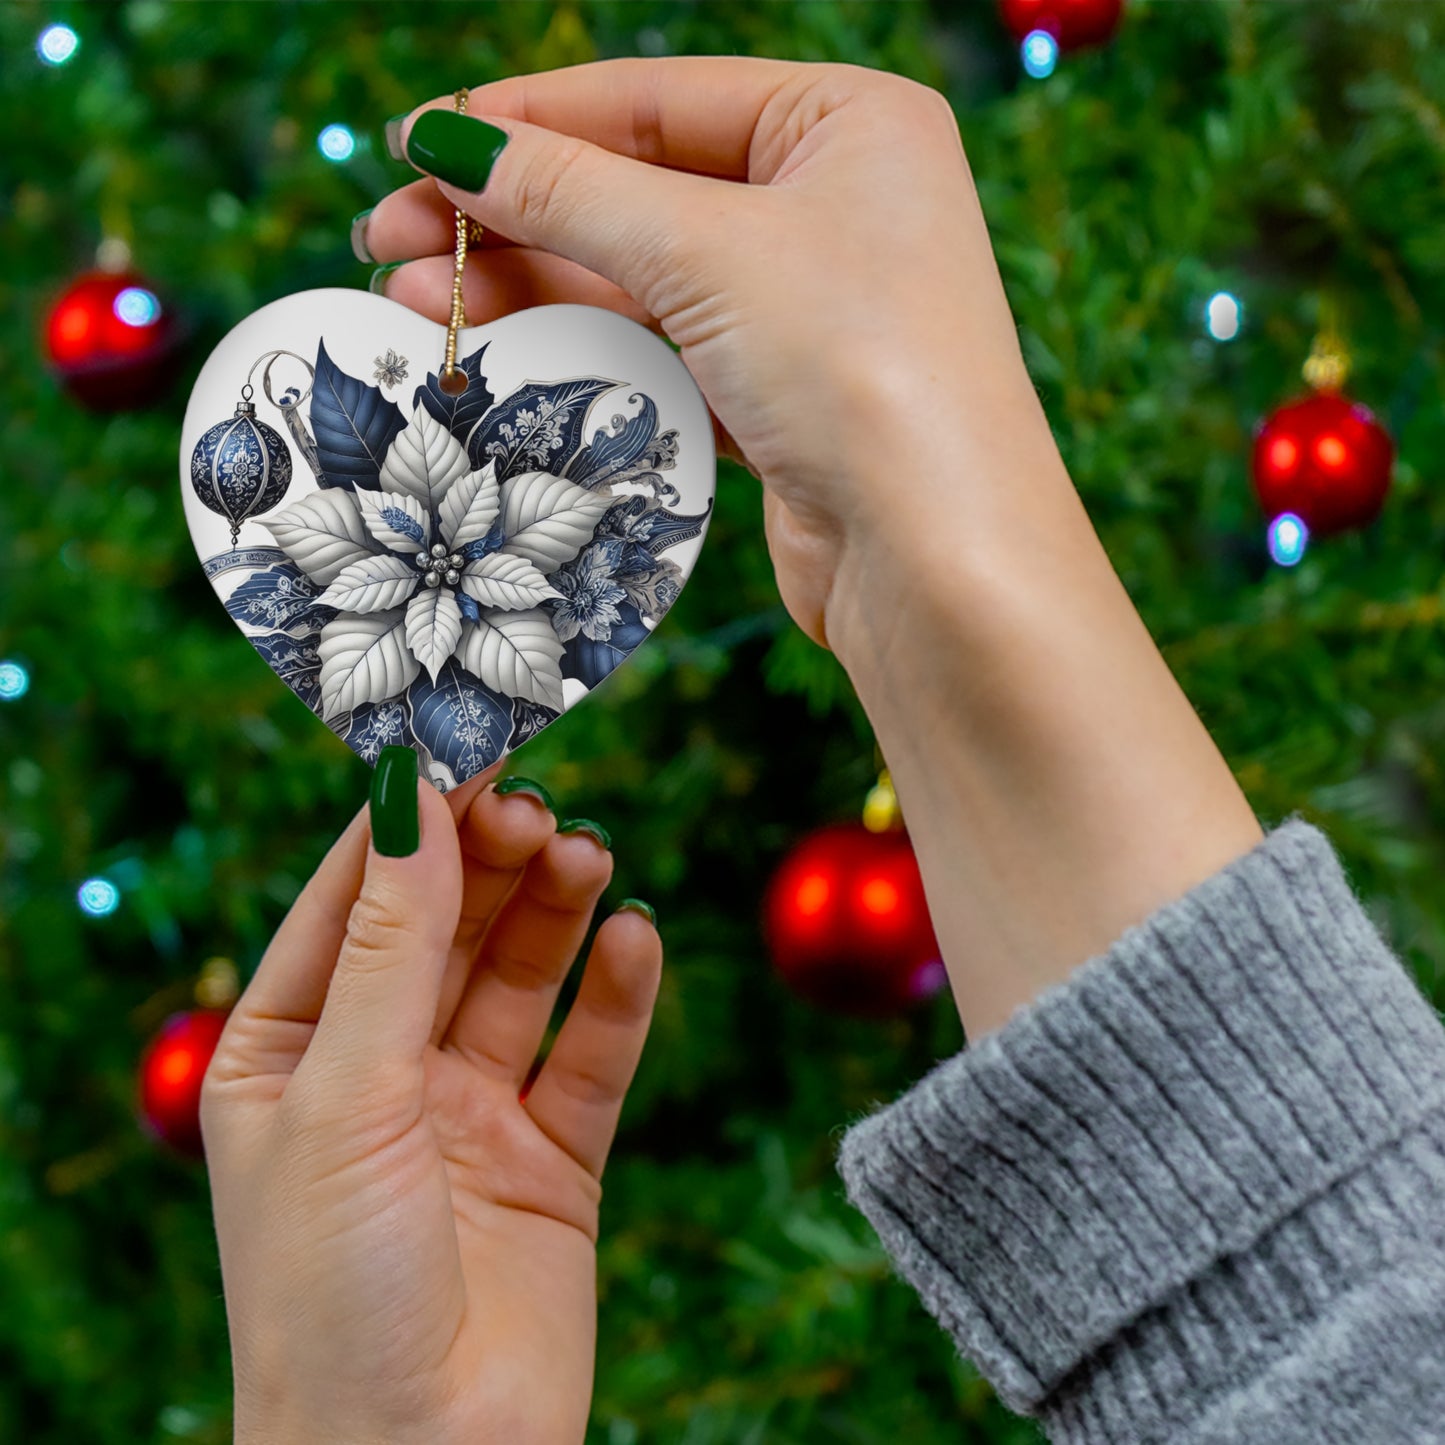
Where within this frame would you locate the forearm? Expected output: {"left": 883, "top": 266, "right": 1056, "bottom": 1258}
{"left": 825, "top": 379, "right": 1261, "bottom": 1039}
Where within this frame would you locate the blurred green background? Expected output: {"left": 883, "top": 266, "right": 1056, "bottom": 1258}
{"left": 3, "top": 1, "right": 1444, "bottom": 1441}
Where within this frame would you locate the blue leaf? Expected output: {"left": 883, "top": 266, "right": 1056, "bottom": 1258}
{"left": 310, "top": 339, "right": 406, "bottom": 491}
{"left": 562, "top": 600, "right": 651, "bottom": 689}
{"left": 599, "top": 496, "right": 713, "bottom": 556}
{"left": 414, "top": 342, "right": 495, "bottom": 448}
{"left": 471, "top": 377, "right": 617, "bottom": 478}
{"left": 342, "top": 697, "right": 412, "bottom": 764}
{"left": 225, "top": 563, "right": 334, "bottom": 636}
{"left": 408, "top": 661, "right": 514, "bottom": 782}
{"left": 509, "top": 699, "right": 560, "bottom": 749}
{"left": 565, "top": 393, "right": 659, "bottom": 489}
{"left": 456, "top": 591, "right": 481, "bottom": 624}
{"left": 251, "top": 632, "right": 323, "bottom": 711}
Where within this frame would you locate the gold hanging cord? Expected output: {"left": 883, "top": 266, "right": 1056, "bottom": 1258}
{"left": 439, "top": 88, "right": 479, "bottom": 396}
{"left": 1302, "top": 294, "right": 1350, "bottom": 394}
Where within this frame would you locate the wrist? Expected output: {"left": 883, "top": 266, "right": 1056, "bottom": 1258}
{"left": 821, "top": 401, "right": 1261, "bottom": 1038}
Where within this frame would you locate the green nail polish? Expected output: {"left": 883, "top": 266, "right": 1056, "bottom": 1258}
{"left": 559, "top": 818, "right": 612, "bottom": 850}
{"left": 384, "top": 113, "right": 409, "bottom": 162}
{"left": 350, "top": 208, "right": 375, "bottom": 264}
{"left": 370, "top": 746, "right": 419, "bottom": 857}
{"left": 405, "top": 110, "right": 509, "bottom": 192}
{"left": 369, "top": 261, "right": 404, "bottom": 296}
{"left": 617, "top": 898, "right": 657, "bottom": 926}
{"left": 494, "top": 775, "right": 555, "bottom": 811}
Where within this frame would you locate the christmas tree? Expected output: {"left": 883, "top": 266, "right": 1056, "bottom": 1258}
{"left": 3, "top": 3, "right": 1444, "bottom": 1441}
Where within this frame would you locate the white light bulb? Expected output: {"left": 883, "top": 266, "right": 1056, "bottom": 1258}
{"left": 1205, "top": 291, "right": 1242, "bottom": 342}
{"left": 1022, "top": 30, "right": 1059, "bottom": 80}
{"left": 318, "top": 124, "right": 356, "bottom": 162}
{"left": 38, "top": 24, "right": 79, "bottom": 66}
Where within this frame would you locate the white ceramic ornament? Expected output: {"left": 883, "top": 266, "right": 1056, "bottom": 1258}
{"left": 180, "top": 290, "right": 714, "bottom": 789}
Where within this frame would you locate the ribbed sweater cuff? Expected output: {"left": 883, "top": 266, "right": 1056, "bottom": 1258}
{"left": 837, "top": 820, "right": 1445, "bottom": 1429}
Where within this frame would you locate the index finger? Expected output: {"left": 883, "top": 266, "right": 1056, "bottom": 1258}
{"left": 431, "top": 55, "right": 812, "bottom": 183}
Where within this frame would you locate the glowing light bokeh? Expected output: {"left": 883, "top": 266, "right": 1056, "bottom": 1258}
{"left": 113, "top": 287, "right": 161, "bottom": 328}
{"left": 78, "top": 877, "right": 121, "bottom": 917}
{"left": 1021, "top": 30, "right": 1059, "bottom": 79}
{"left": 1205, "top": 291, "right": 1242, "bottom": 341}
{"left": 1268, "top": 436, "right": 1299, "bottom": 475}
{"left": 0, "top": 660, "right": 29, "bottom": 701}
{"left": 794, "top": 873, "right": 831, "bottom": 918}
{"left": 859, "top": 877, "right": 901, "bottom": 918}
{"left": 317, "top": 124, "right": 356, "bottom": 162}
{"left": 1267, "top": 512, "right": 1309, "bottom": 567}
{"left": 37, "top": 24, "right": 79, "bottom": 66}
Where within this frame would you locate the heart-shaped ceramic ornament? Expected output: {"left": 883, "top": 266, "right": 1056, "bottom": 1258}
{"left": 180, "top": 290, "right": 715, "bottom": 789}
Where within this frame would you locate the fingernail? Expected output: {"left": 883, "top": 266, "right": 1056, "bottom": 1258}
{"left": 405, "top": 110, "right": 509, "bottom": 192}
{"left": 370, "top": 746, "right": 420, "bottom": 857}
{"left": 369, "top": 261, "right": 405, "bottom": 296}
{"left": 617, "top": 898, "right": 656, "bottom": 926}
{"left": 350, "top": 208, "right": 375, "bottom": 264}
{"left": 384, "top": 113, "right": 409, "bottom": 162}
{"left": 494, "top": 775, "right": 555, "bottom": 812}
{"left": 559, "top": 818, "right": 612, "bottom": 850}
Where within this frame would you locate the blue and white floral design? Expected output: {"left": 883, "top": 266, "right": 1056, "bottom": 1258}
{"left": 205, "top": 334, "right": 711, "bottom": 786}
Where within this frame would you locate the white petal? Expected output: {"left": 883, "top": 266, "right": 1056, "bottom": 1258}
{"left": 356, "top": 489, "right": 431, "bottom": 554}
{"left": 379, "top": 406, "right": 470, "bottom": 511}
{"left": 262, "top": 491, "right": 373, "bottom": 585}
{"left": 438, "top": 458, "right": 501, "bottom": 551}
{"left": 404, "top": 586, "right": 464, "bottom": 684}
{"left": 454, "top": 608, "right": 566, "bottom": 712}
{"left": 496, "top": 471, "right": 611, "bottom": 571}
{"left": 317, "top": 610, "right": 419, "bottom": 721}
{"left": 316, "top": 555, "right": 419, "bottom": 613}
{"left": 459, "top": 553, "right": 562, "bottom": 611}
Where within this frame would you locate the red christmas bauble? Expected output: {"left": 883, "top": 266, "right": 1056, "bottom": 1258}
{"left": 1251, "top": 392, "right": 1394, "bottom": 537}
{"left": 998, "top": 0, "right": 1124, "bottom": 49}
{"left": 137, "top": 1009, "right": 229, "bottom": 1157}
{"left": 763, "top": 823, "right": 945, "bottom": 1017}
{"left": 44, "top": 270, "right": 181, "bottom": 410}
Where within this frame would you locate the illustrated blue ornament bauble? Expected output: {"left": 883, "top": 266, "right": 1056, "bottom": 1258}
{"left": 189, "top": 389, "right": 293, "bottom": 547}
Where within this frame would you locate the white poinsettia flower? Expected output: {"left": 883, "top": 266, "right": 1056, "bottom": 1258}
{"left": 263, "top": 405, "right": 609, "bottom": 721}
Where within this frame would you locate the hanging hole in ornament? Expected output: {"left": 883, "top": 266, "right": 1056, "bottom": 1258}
{"left": 438, "top": 367, "right": 468, "bottom": 396}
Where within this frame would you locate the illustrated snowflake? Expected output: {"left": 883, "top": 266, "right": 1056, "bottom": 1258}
{"left": 263, "top": 404, "right": 610, "bottom": 721}
{"left": 372, "top": 349, "right": 410, "bottom": 389}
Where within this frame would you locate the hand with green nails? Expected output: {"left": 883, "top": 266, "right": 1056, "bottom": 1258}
{"left": 201, "top": 751, "right": 658, "bottom": 1445}
{"left": 357, "top": 58, "right": 1260, "bottom": 1052}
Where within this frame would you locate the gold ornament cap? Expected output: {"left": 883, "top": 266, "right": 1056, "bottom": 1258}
{"left": 863, "top": 768, "right": 902, "bottom": 833}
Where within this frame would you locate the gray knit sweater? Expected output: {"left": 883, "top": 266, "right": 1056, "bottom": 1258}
{"left": 837, "top": 820, "right": 1445, "bottom": 1443}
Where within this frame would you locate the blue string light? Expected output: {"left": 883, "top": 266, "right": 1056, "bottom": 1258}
{"left": 77, "top": 878, "right": 121, "bottom": 918}
{"left": 114, "top": 287, "right": 162, "bottom": 328}
{"left": 0, "top": 660, "right": 28, "bottom": 701}
{"left": 1205, "top": 291, "right": 1243, "bottom": 342}
{"left": 37, "top": 24, "right": 79, "bottom": 66}
{"left": 1021, "top": 30, "right": 1059, "bottom": 79}
{"left": 1267, "top": 512, "right": 1309, "bottom": 567}
{"left": 317, "top": 124, "right": 356, "bottom": 162}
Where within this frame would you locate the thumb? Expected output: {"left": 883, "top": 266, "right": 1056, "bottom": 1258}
{"left": 303, "top": 746, "right": 463, "bottom": 1087}
{"left": 397, "top": 106, "right": 737, "bottom": 320}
